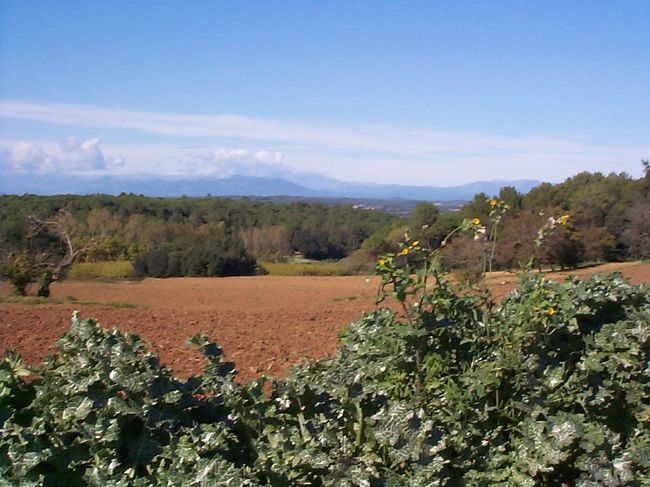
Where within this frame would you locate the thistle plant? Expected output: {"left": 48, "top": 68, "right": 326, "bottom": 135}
{"left": 375, "top": 217, "right": 486, "bottom": 311}
{"left": 526, "top": 211, "right": 570, "bottom": 271}
{"left": 534, "top": 212, "right": 570, "bottom": 247}
{"left": 374, "top": 217, "right": 486, "bottom": 398}
{"left": 486, "top": 198, "right": 510, "bottom": 273}
{"left": 372, "top": 206, "right": 576, "bottom": 400}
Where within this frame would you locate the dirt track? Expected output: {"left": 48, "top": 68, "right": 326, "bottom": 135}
{"left": 1, "top": 262, "right": 648, "bottom": 382}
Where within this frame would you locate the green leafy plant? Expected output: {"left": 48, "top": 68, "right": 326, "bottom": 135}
{"left": 1, "top": 269, "right": 648, "bottom": 484}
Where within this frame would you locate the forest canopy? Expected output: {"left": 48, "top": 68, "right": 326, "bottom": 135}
{"left": 0, "top": 195, "right": 397, "bottom": 287}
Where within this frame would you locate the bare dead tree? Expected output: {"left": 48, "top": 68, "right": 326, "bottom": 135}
{"left": 26, "top": 209, "right": 95, "bottom": 296}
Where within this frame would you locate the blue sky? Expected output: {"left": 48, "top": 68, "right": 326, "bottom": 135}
{"left": 1, "top": 1, "right": 649, "bottom": 186}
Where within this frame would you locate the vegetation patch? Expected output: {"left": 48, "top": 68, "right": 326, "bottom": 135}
{"left": 261, "top": 260, "right": 356, "bottom": 276}
{"left": 66, "top": 297, "right": 139, "bottom": 309}
{"left": 329, "top": 294, "right": 364, "bottom": 303}
{"left": 0, "top": 295, "right": 64, "bottom": 306}
{"left": 68, "top": 260, "right": 135, "bottom": 279}
{"left": 0, "top": 293, "right": 139, "bottom": 309}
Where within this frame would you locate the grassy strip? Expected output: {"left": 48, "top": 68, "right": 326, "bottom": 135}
{"left": 68, "top": 260, "right": 134, "bottom": 279}
{"left": 261, "top": 260, "right": 361, "bottom": 276}
{"left": 0, "top": 295, "right": 138, "bottom": 309}
{"left": 66, "top": 297, "right": 138, "bottom": 309}
{"left": 0, "top": 296, "right": 64, "bottom": 305}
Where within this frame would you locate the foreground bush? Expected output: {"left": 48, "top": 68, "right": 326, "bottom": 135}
{"left": 1, "top": 273, "right": 649, "bottom": 485}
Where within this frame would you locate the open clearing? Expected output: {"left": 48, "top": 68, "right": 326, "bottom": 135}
{"left": 1, "top": 261, "right": 648, "bottom": 382}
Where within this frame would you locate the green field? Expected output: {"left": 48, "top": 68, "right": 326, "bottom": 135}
{"left": 68, "top": 260, "right": 134, "bottom": 279}
{"left": 260, "top": 259, "right": 371, "bottom": 276}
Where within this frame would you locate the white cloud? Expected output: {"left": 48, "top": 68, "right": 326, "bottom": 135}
{"left": 110, "top": 157, "right": 126, "bottom": 167}
{"left": 185, "top": 148, "right": 287, "bottom": 178}
{"left": 60, "top": 137, "right": 106, "bottom": 171}
{"left": 213, "top": 148, "right": 283, "bottom": 164}
{"left": 255, "top": 150, "right": 283, "bottom": 164}
{"left": 0, "top": 137, "right": 126, "bottom": 174}
{"left": 0, "top": 141, "right": 56, "bottom": 174}
{"left": 0, "top": 138, "right": 290, "bottom": 180}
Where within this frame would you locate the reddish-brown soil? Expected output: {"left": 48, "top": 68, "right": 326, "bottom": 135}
{"left": 1, "top": 262, "right": 648, "bottom": 382}
{"left": 1, "top": 276, "right": 382, "bottom": 382}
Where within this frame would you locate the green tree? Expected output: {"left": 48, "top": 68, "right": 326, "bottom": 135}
{"left": 523, "top": 182, "right": 558, "bottom": 210}
{"left": 426, "top": 212, "right": 463, "bottom": 248}
{"left": 498, "top": 185, "right": 522, "bottom": 212}
{"left": 459, "top": 192, "right": 492, "bottom": 223}
{"left": 408, "top": 202, "right": 440, "bottom": 248}
{"left": 360, "top": 224, "right": 404, "bottom": 258}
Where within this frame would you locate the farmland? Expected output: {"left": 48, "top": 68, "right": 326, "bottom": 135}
{"left": 1, "top": 175, "right": 650, "bottom": 484}
{"left": 2, "top": 261, "right": 648, "bottom": 383}
{"left": 2, "top": 260, "right": 649, "bottom": 484}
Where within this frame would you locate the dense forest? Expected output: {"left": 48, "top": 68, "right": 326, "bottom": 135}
{"left": 1, "top": 167, "right": 648, "bottom": 294}
{"left": 0, "top": 194, "right": 397, "bottom": 292}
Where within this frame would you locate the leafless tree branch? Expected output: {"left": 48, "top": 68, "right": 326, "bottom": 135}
{"left": 27, "top": 209, "right": 94, "bottom": 280}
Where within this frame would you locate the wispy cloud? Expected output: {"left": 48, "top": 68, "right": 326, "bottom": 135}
{"left": 1, "top": 100, "right": 648, "bottom": 184}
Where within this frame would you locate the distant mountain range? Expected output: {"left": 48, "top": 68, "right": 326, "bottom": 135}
{"left": 0, "top": 172, "right": 541, "bottom": 202}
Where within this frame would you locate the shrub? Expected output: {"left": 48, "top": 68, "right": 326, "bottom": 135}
{"left": 0, "top": 251, "right": 35, "bottom": 295}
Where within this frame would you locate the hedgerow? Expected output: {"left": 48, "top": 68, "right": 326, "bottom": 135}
{"left": 1, "top": 269, "right": 648, "bottom": 486}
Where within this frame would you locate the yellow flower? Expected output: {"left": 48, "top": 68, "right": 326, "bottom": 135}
{"left": 398, "top": 248, "right": 410, "bottom": 256}
{"left": 489, "top": 199, "right": 497, "bottom": 206}
{"left": 558, "top": 215, "right": 569, "bottom": 225}
{"left": 378, "top": 258, "right": 386, "bottom": 266}
{"left": 547, "top": 307, "right": 555, "bottom": 316}
{"left": 411, "top": 240, "right": 420, "bottom": 247}
{"left": 472, "top": 217, "right": 481, "bottom": 225}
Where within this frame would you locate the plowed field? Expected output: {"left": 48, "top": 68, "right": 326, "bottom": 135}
{"left": 1, "top": 262, "right": 648, "bottom": 382}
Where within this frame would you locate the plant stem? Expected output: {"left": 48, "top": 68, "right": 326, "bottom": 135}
{"left": 489, "top": 224, "right": 498, "bottom": 273}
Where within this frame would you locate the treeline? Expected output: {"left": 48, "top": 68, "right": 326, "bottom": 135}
{"left": 1, "top": 167, "right": 648, "bottom": 285}
{"left": 364, "top": 167, "right": 650, "bottom": 277}
{"left": 0, "top": 195, "right": 397, "bottom": 281}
